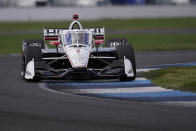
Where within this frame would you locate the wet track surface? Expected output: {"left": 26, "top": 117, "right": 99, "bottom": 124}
{"left": 1, "top": 51, "right": 196, "bottom": 131}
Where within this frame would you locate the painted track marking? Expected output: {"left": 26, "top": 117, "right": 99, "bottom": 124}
{"left": 39, "top": 62, "right": 196, "bottom": 105}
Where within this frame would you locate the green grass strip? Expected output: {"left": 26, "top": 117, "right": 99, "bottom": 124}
{"left": 0, "top": 34, "right": 41, "bottom": 54}
{"left": 107, "top": 34, "right": 196, "bottom": 51}
{"left": 0, "top": 17, "right": 196, "bottom": 31}
{"left": 140, "top": 66, "right": 196, "bottom": 92}
{"left": 0, "top": 17, "right": 196, "bottom": 54}
{"left": 0, "top": 33, "right": 196, "bottom": 54}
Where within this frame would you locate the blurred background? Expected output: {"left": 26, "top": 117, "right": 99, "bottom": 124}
{"left": 0, "top": 0, "right": 196, "bottom": 54}
{"left": 0, "top": 0, "right": 196, "bottom": 7}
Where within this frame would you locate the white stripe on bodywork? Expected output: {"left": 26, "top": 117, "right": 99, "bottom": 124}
{"left": 124, "top": 56, "right": 134, "bottom": 77}
{"left": 24, "top": 58, "right": 35, "bottom": 79}
{"left": 67, "top": 86, "right": 173, "bottom": 94}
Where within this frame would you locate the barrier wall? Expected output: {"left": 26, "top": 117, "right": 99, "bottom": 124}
{"left": 0, "top": 6, "right": 196, "bottom": 21}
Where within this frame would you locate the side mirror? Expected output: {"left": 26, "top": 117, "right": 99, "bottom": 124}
{"left": 49, "top": 41, "right": 60, "bottom": 46}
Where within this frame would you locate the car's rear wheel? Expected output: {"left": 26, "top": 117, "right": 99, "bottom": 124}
{"left": 116, "top": 44, "right": 136, "bottom": 81}
{"left": 21, "top": 40, "right": 43, "bottom": 81}
{"left": 106, "top": 38, "right": 127, "bottom": 48}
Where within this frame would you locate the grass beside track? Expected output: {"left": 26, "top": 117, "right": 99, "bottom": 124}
{"left": 140, "top": 67, "right": 196, "bottom": 93}
{"left": 0, "top": 17, "right": 196, "bottom": 31}
{"left": 108, "top": 34, "right": 196, "bottom": 51}
{"left": 0, "top": 34, "right": 41, "bottom": 54}
{"left": 1, "top": 33, "right": 196, "bottom": 54}
{"left": 0, "top": 17, "right": 196, "bottom": 54}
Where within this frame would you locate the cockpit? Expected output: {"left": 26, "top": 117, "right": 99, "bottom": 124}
{"left": 60, "top": 31, "right": 92, "bottom": 47}
{"left": 66, "top": 32, "right": 89, "bottom": 46}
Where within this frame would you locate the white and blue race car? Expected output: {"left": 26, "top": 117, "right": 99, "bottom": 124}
{"left": 21, "top": 14, "right": 136, "bottom": 81}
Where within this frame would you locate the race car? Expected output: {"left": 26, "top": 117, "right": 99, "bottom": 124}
{"left": 21, "top": 14, "right": 136, "bottom": 81}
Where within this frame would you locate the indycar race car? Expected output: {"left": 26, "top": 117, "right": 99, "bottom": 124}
{"left": 21, "top": 14, "right": 136, "bottom": 81}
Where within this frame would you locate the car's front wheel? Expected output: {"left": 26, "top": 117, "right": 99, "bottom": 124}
{"left": 116, "top": 44, "right": 136, "bottom": 81}
{"left": 21, "top": 40, "right": 43, "bottom": 81}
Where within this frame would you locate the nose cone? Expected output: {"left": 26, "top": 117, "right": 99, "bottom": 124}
{"left": 67, "top": 47, "right": 90, "bottom": 68}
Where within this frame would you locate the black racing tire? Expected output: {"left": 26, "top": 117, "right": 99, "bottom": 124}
{"left": 21, "top": 40, "right": 43, "bottom": 81}
{"left": 116, "top": 44, "right": 136, "bottom": 81}
{"left": 23, "top": 40, "right": 45, "bottom": 49}
{"left": 106, "top": 38, "right": 127, "bottom": 48}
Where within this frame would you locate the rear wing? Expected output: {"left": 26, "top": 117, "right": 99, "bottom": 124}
{"left": 87, "top": 28, "right": 105, "bottom": 40}
{"left": 43, "top": 29, "right": 59, "bottom": 40}
{"left": 43, "top": 28, "right": 105, "bottom": 41}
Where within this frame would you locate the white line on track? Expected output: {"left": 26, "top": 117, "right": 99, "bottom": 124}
{"left": 135, "top": 77, "right": 147, "bottom": 80}
{"left": 137, "top": 62, "right": 196, "bottom": 68}
{"left": 137, "top": 68, "right": 160, "bottom": 72}
{"left": 67, "top": 87, "right": 173, "bottom": 94}
{"left": 154, "top": 101, "right": 196, "bottom": 107}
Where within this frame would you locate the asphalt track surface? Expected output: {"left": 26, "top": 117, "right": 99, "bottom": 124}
{"left": 1, "top": 51, "right": 196, "bottom": 131}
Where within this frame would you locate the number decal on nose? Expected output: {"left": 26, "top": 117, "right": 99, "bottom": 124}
{"left": 76, "top": 49, "right": 80, "bottom": 53}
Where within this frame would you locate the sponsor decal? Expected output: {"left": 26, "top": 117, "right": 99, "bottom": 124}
{"left": 29, "top": 43, "right": 41, "bottom": 47}
{"left": 110, "top": 42, "right": 122, "bottom": 47}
